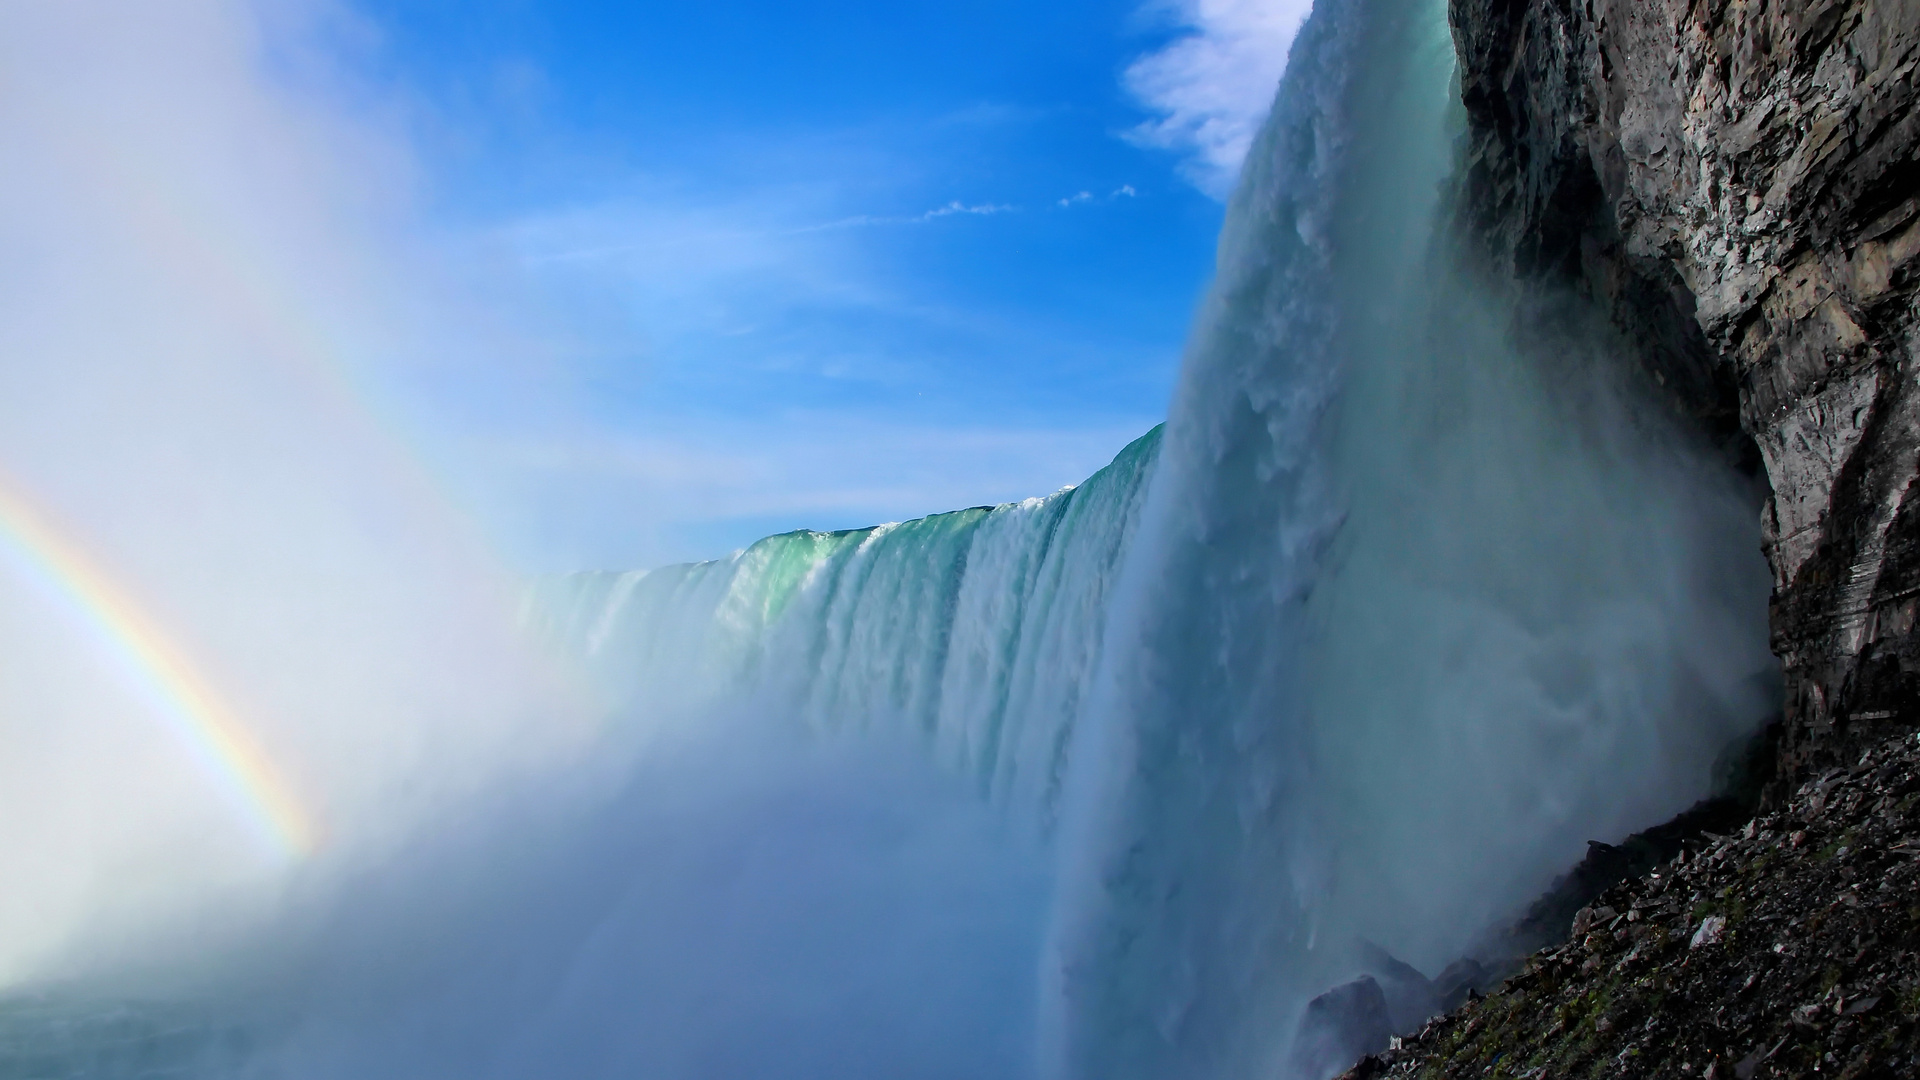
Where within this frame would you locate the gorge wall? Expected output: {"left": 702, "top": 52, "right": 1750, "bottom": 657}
{"left": 1449, "top": 0, "right": 1920, "bottom": 785}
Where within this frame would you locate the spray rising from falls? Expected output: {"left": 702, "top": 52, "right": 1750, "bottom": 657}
{"left": 533, "top": 0, "right": 1774, "bottom": 1076}
{"left": 1040, "top": 0, "right": 1776, "bottom": 1073}
{"left": 0, "top": 0, "right": 1776, "bottom": 1076}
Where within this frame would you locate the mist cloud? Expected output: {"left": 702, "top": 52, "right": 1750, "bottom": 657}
{"left": 0, "top": 0, "right": 585, "bottom": 980}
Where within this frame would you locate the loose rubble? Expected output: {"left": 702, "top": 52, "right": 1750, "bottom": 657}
{"left": 1338, "top": 730, "right": 1920, "bottom": 1080}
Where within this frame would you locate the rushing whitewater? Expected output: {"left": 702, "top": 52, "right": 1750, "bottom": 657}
{"left": 531, "top": 426, "right": 1162, "bottom": 814}
{"left": 1041, "top": 0, "right": 1774, "bottom": 1074}
{"left": 534, "top": 0, "right": 1774, "bottom": 1076}
{"left": 0, "top": 0, "right": 1779, "bottom": 1077}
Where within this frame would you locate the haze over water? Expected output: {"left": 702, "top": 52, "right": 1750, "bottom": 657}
{"left": 0, "top": 2, "right": 1775, "bottom": 1078}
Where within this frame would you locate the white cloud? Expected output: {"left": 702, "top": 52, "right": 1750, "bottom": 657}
{"left": 1055, "top": 186, "right": 1140, "bottom": 210}
{"left": 920, "top": 200, "right": 1015, "bottom": 220}
{"left": 801, "top": 199, "right": 1021, "bottom": 231}
{"left": 1123, "top": 0, "right": 1316, "bottom": 198}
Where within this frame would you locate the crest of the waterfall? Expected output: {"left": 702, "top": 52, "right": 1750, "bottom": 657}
{"left": 534, "top": 426, "right": 1164, "bottom": 812}
{"left": 1039, "top": 0, "right": 1775, "bottom": 1076}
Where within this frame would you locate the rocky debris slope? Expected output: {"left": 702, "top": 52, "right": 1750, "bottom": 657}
{"left": 1290, "top": 741, "right": 1774, "bottom": 1077}
{"left": 1337, "top": 728, "right": 1920, "bottom": 1080}
{"left": 1448, "top": 0, "right": 1920, "bottom": 775}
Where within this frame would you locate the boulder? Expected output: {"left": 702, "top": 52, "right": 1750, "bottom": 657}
{"left": 1289, "top": 976, "right": 1396, "bottom": 1080}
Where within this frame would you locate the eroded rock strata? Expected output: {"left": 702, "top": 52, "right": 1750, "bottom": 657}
{"left": 1449, "top": 0, "right": 1920, "bottom": 779}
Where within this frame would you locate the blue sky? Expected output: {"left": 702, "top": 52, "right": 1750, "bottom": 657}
{"left": 326, "top": 0, "right": 1309, "bottom": 569}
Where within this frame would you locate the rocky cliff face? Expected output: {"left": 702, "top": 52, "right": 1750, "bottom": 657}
{"left": 1448, "top": 0, "right": 1920, "bottom": 785}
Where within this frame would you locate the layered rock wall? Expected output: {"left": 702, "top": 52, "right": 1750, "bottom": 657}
{"left": 1449, "top": 0, "right": 1920, "bottom": 783}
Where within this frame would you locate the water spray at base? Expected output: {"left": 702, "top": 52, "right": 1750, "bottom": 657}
{"left": 0, "top": 0, "right": 1778, "bottom": 1077}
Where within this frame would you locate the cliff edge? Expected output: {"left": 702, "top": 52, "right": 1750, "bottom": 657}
{"left": 1449, "top": 0, "right": 1920, "bottom": 783}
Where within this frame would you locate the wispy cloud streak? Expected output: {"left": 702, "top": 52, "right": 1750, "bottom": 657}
{"left": 1057, "top": 186, "right": 1138, "bottom": 208}
{"left": 548, "top": 188, "right": 1138, "bottom": 251}
{"left": 1123, "top": 0, "right": 1315, "bottom": 198}
{"left": 801, "top": 200, "right": 1016, "bottom": 233}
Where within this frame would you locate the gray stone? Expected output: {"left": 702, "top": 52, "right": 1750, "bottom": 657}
{"left": 1448, "top": 0, "right": 1920, "bottom": 779}
{"left": 1291, "top": 976, "right": 1396, "bottom": 1080}
{"left": 1430, "top": 957, "right": 1491, "bottom": 1012}
{"left": 1356, "top": 941, "right": 1440, "bottom": 1033}
{"left": 1691, "top": 914, "right": 1728, "bottom": 948}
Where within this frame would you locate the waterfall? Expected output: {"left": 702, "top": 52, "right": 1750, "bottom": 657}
{"left": 1042, "top": 0, "right": 1775, "bottom": 1076}
{"left": 530, "top": 425, "right": 1163, "bottom": 817}
{"left": 0, "top": 0, "right": 1779, "bottom": 1076}
{"left": 523, "top": 1, "right": 1774, "bottom": 1077}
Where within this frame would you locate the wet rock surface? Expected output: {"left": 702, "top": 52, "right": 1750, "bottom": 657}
{"left": 1295, "top": 976, "right": 1399, "bottom": 1080}
{"left": 1336, "top": 729, "right": 1920, "bottom": 1080}
{"left": 1400, "top": 0, "right": 1920, "bottom": 1073}
{"left": 1448, "top": 0, "right": 1920, "bottom": 773}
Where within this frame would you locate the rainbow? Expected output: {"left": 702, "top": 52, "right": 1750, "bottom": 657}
{"left": 0, "top": 477, "right": 315, "bottom": 859}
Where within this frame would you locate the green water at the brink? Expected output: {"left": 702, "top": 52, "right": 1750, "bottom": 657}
{"left": 531, "top": 424, "right": 1164, "bottom": 811}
